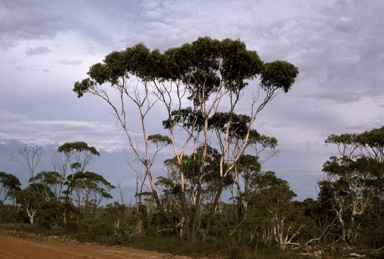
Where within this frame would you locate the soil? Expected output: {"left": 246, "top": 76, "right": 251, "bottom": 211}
{"left": 0, "top": 230, "right": 191, "bottom": 259}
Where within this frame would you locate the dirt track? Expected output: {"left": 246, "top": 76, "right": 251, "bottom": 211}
{"left": 0, "top": 231, "right": 190, "bottom": 259}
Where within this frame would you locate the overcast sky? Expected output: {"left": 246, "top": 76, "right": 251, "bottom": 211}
{"left": 1, "top": 0, "right": 383, "bottom": 201}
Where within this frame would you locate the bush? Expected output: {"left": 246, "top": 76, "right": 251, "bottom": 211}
{"left": 0, "top": 205, "right": 22, "bottom": 223}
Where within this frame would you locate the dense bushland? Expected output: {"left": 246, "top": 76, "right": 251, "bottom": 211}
{"left": 2, "top": 127, "right": 384, "bottom": 258}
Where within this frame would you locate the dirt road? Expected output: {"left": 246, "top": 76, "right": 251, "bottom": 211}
{"left": 0, "top": 231, "right": 190, "bottom": 259}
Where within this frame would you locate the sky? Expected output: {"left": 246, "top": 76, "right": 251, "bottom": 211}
{"left": 1, "top": 0, "right": 383, "bottom": 201}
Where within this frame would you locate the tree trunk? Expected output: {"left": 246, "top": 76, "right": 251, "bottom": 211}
{"left": 204, "top": 177, "right": 225, "bottom": 237}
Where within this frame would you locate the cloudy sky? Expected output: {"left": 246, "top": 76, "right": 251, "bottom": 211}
{"left": 1, "top": 0, "right": 383, "bottom": 201}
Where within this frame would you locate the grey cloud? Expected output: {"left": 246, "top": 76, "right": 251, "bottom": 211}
{"left": 0, "top": 0, "right": 50, "bottom": 9}
{"left": 334, "top": 16, "right": 357, "bottom": 33}
{"left": 80, "top": 47, "right": 97, "bottom": 55}
{"left": 140, "top": 0, "right": 160, "bottom": 10}
{"left": 259, "top": 1, "right": 384, "bottom": 104}
{"left": 0, "top": 111, "right": 127, "bottom": 152}
{"left": 142, "top": 9, "right": 163, "bottom": 19}
{"left": 25, "top": 46, "right": 53, "bottom": 56}
{"left": 0, "top": 109, "right": 174, "bottom": 155}
{"left": 60, "top": 60, "right": 82, "bottom": 66}
{"left": 306, "top": 91, "right": 363, "bottom": 103}
{"left": 0, "top": 1, "right": 65, "bottom": 50}
{"left": 14, "top": 65, "right": 50, "bottom": 72}
{"left": 15, "top": 66, "right": 24, "bottom": 72}
{"left": 346, "top": 113, "right": 384, "bottom": 133}
{"left": 121, "top": 1, "right": 229, "bottom": 50}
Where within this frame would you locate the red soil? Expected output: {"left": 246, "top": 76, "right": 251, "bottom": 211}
{"left": 0, "top": 231, "right": 190, "bottom": 259}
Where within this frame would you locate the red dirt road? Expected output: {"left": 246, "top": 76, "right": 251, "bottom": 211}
{"left": 0, "top": 231, "right": 190, "bottom": 259}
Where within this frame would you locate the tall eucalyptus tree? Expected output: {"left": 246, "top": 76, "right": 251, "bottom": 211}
{"left": 73, "top": 37, "right": 298, "bottom": 241}
{"left": 320, "top": 126, "right": 384, "bottom": 245}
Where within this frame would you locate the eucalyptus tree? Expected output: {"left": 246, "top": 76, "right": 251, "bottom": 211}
{"left": 158, "top": 145, "right": 232, "bottom": 238}
{"left": 245, "top": 172, "right": 305, "bottom": 250}
{"left": 73, "top": 37, "right": 298, "bottom": 241}
{"left": 11, "top": 144, "right": 43, "bottom": 183}
{"left": 0, "top": 173, "right": 21, "bottom": 224}
{"left": 57, "top": 141, "right": 100, "bottom": 179}
{"left": 208, "top": 114, "right": 278, "bottom": 224}
{"left": 0, "top": 171, "right": 21, "bottom": 204}
{"left": 130, "top": 134, "right": 172, "bottom": 204}
{"left": 320, "top": 126, "right": 384, "bottom": 245}
{"left": 232, "top": 154, "right": 261, "bottom": 223}
{"left": 29, "top": 171, "right": 64, "bottom": 200}
{"left": 54, "top": 141, "right": 106, "bottom": 228}
{"left": 51, "top": 150, "right": 69, "bottom": 195}
{"left": 16, "top": 183, "right": 55, "bottom": 225}
{"left": 67, "top": 171, "right": 115, "bottom": 213}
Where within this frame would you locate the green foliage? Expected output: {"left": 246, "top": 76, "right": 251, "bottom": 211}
{"left": 319, "top": 126, "right": 384, "bottom": 247}
{"left": 74, "top": 37, "right": 297, "bottom": 100}
{"left": 260, "top": 60, "right": 299, "bottom": 93}
{"left": 248, "top": 133, "right": 278, "bottom": 149}
{"left": 30, "top": 171, "right": 63, "bottom": 185}
{"left": 35, "top": 199, "right": 67, "bottom": 229}
{"left": 66, "top": 171, "right": 115, "bottom": 211}
{"left": 0, "top": 171, "right": 21, "bottom": 203}
{"left": 161, "top": 145, "right": 232, "bottom": 201}
{"left": 162, "top": 107, "right": 205, "bottom": 131}
{"left": 29, "top": 171, "right": 64, "bottom": 199}
{"left": 0, "top": 205, "right": 22, "bottom": 223}
{"left": 209, "top": 112, "right": 253, "bottom": 138}
{"left": 58, "top": 141, "right": 100, "bottom": 156}
{"left": 147, "top": 134, "right": 171, "bottom": 145}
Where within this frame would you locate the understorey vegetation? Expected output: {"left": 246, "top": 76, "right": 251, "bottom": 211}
{"left": 1, "top": 38, "right": 383, "bottom": 258}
